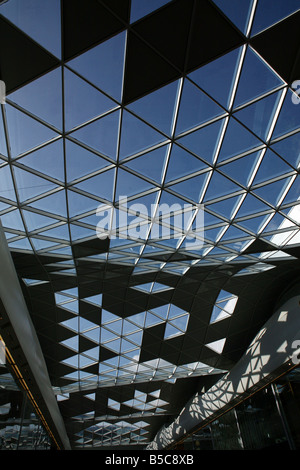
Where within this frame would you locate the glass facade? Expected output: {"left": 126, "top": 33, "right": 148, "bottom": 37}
{"left": 177, "top": 367, "right": 300, "bottom": 450}
{"left": 0, "top": 357, "right": 51, "bottom": 450}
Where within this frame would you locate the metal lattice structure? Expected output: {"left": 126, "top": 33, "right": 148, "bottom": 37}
{"left": 0, "top": 0, "right": 300, "bottom": 449}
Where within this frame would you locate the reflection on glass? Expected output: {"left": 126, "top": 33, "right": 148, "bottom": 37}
{"left": 0, "top": 360, "right": 51, "bottom": 450}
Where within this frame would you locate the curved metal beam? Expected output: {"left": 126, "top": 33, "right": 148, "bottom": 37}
{"left": 147, "top": 293, "right": 300, "bottom": 449}
{"left": 0, "top": 221, "right": 71, "bottom": 450}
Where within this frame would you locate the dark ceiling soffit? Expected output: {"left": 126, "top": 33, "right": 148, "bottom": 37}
{"left": 61, "top": 0, "right": 130, "bottom": 61}
{"left": 123, "top": 0, "right": 245, "bottom": 104}
{"left": 0, "top": 16, "right": 59, "bottom": 94}
{"left": 250, "top": 10, "right": 300, "bottom": 85}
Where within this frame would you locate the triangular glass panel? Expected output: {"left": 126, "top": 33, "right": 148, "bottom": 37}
{"left": 205, "top": 338, "right": 226, "bottom": 354}
{"left": 120, "top": 338, "right": 137, "bottom": 353}
{"left": 156, "top": 189, "right": 189, "bottom": 214}
{"left": 202, "top": 209, "right": 225, "bottom": 227}
{"left": 13, "top": 167, "right": 57, "bottom": 202}
{"left": 145, "top": 312, "right": 163, "bottom": 327}
{"left": 119, "top": 110, "right": 166, "bottom": 160}
{"left": 68, "top": 31, "right": 126, "bottom": 101}
{"left": 170, "top": 314, "right": 189, "bottom": 332}
{"left": 218, "top": 117, "right": 262, "bottom": 162}
{"left": 127, "top": 80, "right": 179, "bottom": 135}
{"left": 130, "top": 0, "right": 172, "bottom": 22}
{"left": 165, "top": 144, "right": 206, "bottom": 182}
{"left": 61, "top": 335, "right": 79, "bottom": 352}
{"left": 29, "top": 190, "right": 67, "bottom": 217}
{"left": 65, "top": 139, "right": 111, "bottom": 182}
{"left": 237, "top": 193, "right": 270, "bottom": 217}
{"left": 85, "top": 393, "right": 96, "bottom": 401}
{"left": 122, "top": 319, "right": 140, "bottom": 335}
{"left": 169, "top": 172, "right": 210, "bottom": 203}
{"left": 70, "top": 110, "right": 121, "bottom": 160}
{"left": 19, "top": 139, "right": 64, "bottom": 181}
{"left": 60, "top": 288, "right": 78, "bottom": 297}
{"left": 203, "top": 171, "right": 241, "bottom": 202}
{"left": 8, "top": 238, "right": 32, "bottom": 250}
{"left": 0, "top": 209, "right": 24, "bottom": 230}
{"left": 253, "top": 149, "right": 292, "bottom": 185}
{"left": 251, "top": 0, "right": 300, "bottom": 36}
{"left": 82, "top": 327, "right": 100, "bottom": 343}
{"left": 150, "top": 305, "right": 169, "bottom": 320}
{"left": 271, "top": 131, "right": 300, "bottom": 170}
{"left": 0, "top": 201, "right": 11, "bottom": 212}
{"left": 234, "top": 47, "right": 283, "bottom": 107}
{"left": 221, "top": 224, "right": 250, "bottom": 241}
{"left": 79, "top": 318, "right": 98, "bottom": 333}
{"left": 120, "top": 191, "right": 159, "bottom": 218}
{"left": 210, "top": 305, "right": 231, "bottom": 324}
{"left": 105, "top": 339, "right": 121, "bottom": 353}
{"left": 60, "top": 317, "right": 78, "bottom": 332}
{"left": 153, "top": 282, "right": 173, "bottom": 293}
{"left": 8, "top": 67, "right": 62, "bottom": 129}
{"left": 0, "top": 165, "right": 17, "bottom": 202}
{"left": 188, "top": 46, "right": 242, "bottom": 109}
{"left": 133, "top": 282, "right": 154, "bottom": 293}
{"left": 106, "top": 319, "right": 122, "bottom": 336}
{"left": 123, "top": 145, "right": 168, "bottom": 184}
{"left": 0, "top": 0, "right": 62, "bottom": 58}
{"left": 22, "top": 210, "right": 57, "bottom": 232}
{"left": 84, "top": 294, "right": 102, "bottom": 307}
{"left": 212, "top": 0, "right": 253, "bottom": 34}
{"left": 237, "top": 214, "right": 269, "bottom": 235}
{"left": 125, "top": 331, "right": 143, "bottom": 347}
{"left": 64, "top": 68, "right": 116, "bottom": 131}
{"left": 101, "top": 310, "right": 119, "bottom": 325}
{"left": 85, "top": 347, "right": 100, "bottom": 361}
{"left": 61, "top": 300, "right": 79, "bottom": 314}
{"left": 164, "top": 323, "right": 182, "bottom": 339}
{"left": 74, "top": 169, "right": 116, "bottom": 202}
{"left": 252, "top": 177, "right": 291, "bottom": 206}
{"left": 217, "top": 151, "right": 261, "bottom": 187}
{"left": 175, "top": 79, "right": 224, "bottom": 135}
{"left": 100, "top": 327, "right": 117, "bottom": 344}
{"left": 234, "top": 91, "right": 282, "bottom": 141}
{"left": 282, "top": 175, "right": 300, "bottom": 205}
{"left": 5, "top": 104, "right": 58, "bottom": 158}
{"left": 272, "top": 89, "right": 300, "bottom": 139}
{"left": 67, "top": 190, "right": 101, "bottom": 217}
{"left": 30, "top": 237, "right": 60, "bottom": 251}
{"left": 128, "top": 312, "right": 146, "bottom": 328}
{"left": 177, "top": 118, "right": 225, "bottom": 164}
{"left": 70, "top": 224, "right": 95, "bottom": 241}
{"left": 48, "top": 246, "right": 72, "bottom": 256}
{"left": 115, "top": 168, "right": 154, "bottom": 199}
{"left": 168, "top": 304, "right": 186, "bottom": 319}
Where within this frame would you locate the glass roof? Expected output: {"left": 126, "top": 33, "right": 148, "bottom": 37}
{"left": 0, "top": 0, "right": 299, "bottom": 450}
